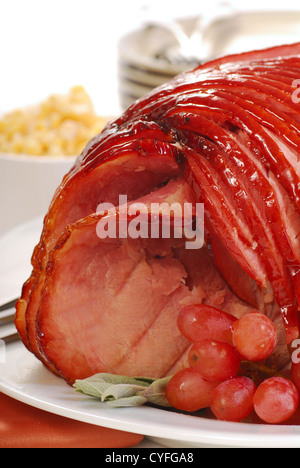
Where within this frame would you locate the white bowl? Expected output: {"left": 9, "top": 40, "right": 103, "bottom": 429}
{"left": 0, "top": 152, "right": 76, "bottom": 236}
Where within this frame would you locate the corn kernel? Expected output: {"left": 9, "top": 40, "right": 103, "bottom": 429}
{"left": 0, "top": 87, "right": 109, "bottom": 156}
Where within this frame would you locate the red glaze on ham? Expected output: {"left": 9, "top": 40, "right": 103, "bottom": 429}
{"left": 15, "top": 43, "right": 300, "bottom": 384}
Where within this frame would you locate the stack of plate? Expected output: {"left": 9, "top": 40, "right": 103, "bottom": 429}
{"left": 118, "top": 9, "right": 300, "bottom": 111}
{"left": 118, "top": 17, "right": 205, "bottom": 111}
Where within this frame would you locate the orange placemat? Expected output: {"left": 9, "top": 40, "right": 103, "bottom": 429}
{"left": 0, "top": 392, "right": 144, "bottom": 448}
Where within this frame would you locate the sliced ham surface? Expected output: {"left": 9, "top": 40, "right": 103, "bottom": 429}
{"left": 36, "top": 182, "right": 254, "bottom": 383}
{"left": 15, "top": 42, "right": 300, "bottom": 384}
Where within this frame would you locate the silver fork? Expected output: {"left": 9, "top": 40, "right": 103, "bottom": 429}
{"left": 0, "top": 299, "right": 19, "bottom": 343}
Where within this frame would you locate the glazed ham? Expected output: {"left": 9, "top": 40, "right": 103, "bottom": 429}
{"left": 16, "top": 43, "right": 300, "bottom": 384}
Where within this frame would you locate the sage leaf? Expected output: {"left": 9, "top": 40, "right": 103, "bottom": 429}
{"left": 132, "top": 376, "right": 157, "bottom": 385}
{"left": 106, "top": 395, "right": 147, "bottom": 407}
{"left": 101, "top": 384, "right": 149, "bottom": 402}
{"left": 139, "top": 375, "right": 173, "bottom": 407}
{"left": 73, "top": 379, "right": 111, "bottom": 398}
{"left": 74, "top": 372, "right": 173, "bottom": 408}
{"left": 83, "top": 373, "right": 150, "bottom": 387}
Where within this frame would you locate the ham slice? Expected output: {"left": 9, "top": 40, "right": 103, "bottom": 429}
{"left": 16, "top": 43, "right": 300, "bottom": 384}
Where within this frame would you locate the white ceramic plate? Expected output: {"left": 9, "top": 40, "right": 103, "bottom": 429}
{"left": 2, "top": 218, "right": 300, "bottom": 448}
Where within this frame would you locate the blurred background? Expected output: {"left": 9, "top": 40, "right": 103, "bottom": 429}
{"left": 1, "top": 0, "right": 300, "bottom": 116}
{"left": 1, "top": 0, "right": 300, "bottom": 235}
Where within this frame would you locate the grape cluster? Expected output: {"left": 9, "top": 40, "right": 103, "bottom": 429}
{"left": 166, "top": 305, "right": 300, "bottom": 424}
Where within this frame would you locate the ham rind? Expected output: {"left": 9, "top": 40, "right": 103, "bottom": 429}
{"left": 16, "top": 43, "right": 300, "bottom": 384}
{"left": 117, "top": 44, "right": 300, "bottom": 125}
{"left": 162, "top": 86, "right": 300, "bottom": 341}
{"left": 164, "top": 111, "right": 299, "bottom": 335}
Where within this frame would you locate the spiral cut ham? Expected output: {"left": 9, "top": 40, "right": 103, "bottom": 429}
{"left": 16, "top": 43, "right": 300, "bottom": 384}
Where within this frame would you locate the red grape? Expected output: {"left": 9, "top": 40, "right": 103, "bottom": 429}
{"left": 177, "top": 304, "right": 237, "bottom": 345}
{"left": 188, "top": 339, "right": 241, "bottom": 381}
{"left": 232, "top": 312, "right": 277, "bottom": 361}
{"left": 253, "top": 377, "right": 299, "bottom": 424}
{"left": 211, "top": 377, "right": 256, "bottom": 422}
{"left": 165, "top": 368, "right": 219, "bottom": 412}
